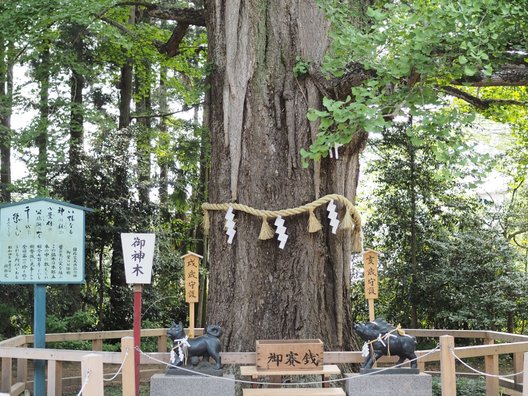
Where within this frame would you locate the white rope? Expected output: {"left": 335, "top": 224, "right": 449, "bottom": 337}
{"left": 137, "top": 345, "right": 440, "bottom": 386}
{"left": 76, "top": 369, "right": 91, "bottom": 396}
{"left": 451, "top": 349, "right": 524, "bottom": 379}
{"left": 104, "top": 347, "right": 129, "bottom": 382}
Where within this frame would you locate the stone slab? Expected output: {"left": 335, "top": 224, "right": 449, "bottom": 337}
{"left": 345, "top": 372, "right": 432, "bottom": 396}
{"left": 359, "top": 368, "right": 420, "bottom": 375}
{"left": 150, "top": 373, "right": 235, "bottom": 396}
{"left": 165, "top": 360, "right": 223, "bottom": 376}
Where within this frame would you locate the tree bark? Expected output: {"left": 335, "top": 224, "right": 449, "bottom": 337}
{"left": 0, "top": 39, "right": 13, "bottom": 202}
{"left": 68, "top": 25, "right": 85, "bottom": 204}
{"left": 109, "top": 6, "right": 135, "bottom": 329}
{"left": 134, "top": 56, "right": 152, "bottom": 205}
{"left": 408, "top": 137, "right": 418, "bottom": 329}
{"left": 157, "top": 66, "right": 170, "bottom": 222}
{"left": 36, "top": 45, "right": 50, "bottom": 196}
{"left": 205, "top": 0, "right": 365, "bottom": 352}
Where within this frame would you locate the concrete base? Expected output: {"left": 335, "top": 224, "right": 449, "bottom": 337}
{"left": 345, "top": 372, "right": 432, "bottom": 396}
{"left": 359, "top": 368, "right": 420, "bottom": 375}
{"left": 165, "top": 360, "right": 223, "bottom": 376}
{"left": 150, "top": 373, "right": 235, "bottom": 396}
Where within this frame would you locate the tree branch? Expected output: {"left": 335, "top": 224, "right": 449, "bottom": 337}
{"left": 440, "top": 86, "right": 527, "bottom": 110}
{"left": 158, "top": 23, "right": 190, "bottom": 57}
{"left": 307, "top": 62, "right": 528, "bottom": 108}
{"left": 307, "top": 62, "right": 375, "bottom": 101}
{"left": 99, "top": 3, "right": 205, "bottom": 57}
{"left": 130, "top": 106, "right": 203, "bottom": 119}
{"left": 100, "top": 16, "right": 138, "bottom": 39}
{"left": 114, "top": 2, "right": 205, "bottom": 25}
{"left": 455, "top": 65, "right": 528, "bottom": 87}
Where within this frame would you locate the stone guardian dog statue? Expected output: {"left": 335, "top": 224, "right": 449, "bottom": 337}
{"left": 167, "top": 321, "right": 223, "bottom": 372}
{"left": 354, "top": 319, "right": 417, "bottom": 369}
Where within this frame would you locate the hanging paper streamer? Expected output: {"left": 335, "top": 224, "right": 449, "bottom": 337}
{"left": 225, "top": 206, "right": 236, "bottom": 244}
{"left": 328, "top": 143, "right": 343, "bottom": 159}
{"left": 327, "top": 199, "right": 340, "bottom": 234}
{"left": 274, "top": 216, "right": 288, "bottom": 249}
{"left": 202, "top": 193, "right": 363, "bottom": 252}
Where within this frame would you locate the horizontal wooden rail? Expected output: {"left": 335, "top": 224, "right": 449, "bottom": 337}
{"left": 2, "top": 328, "right": 528, "bottom": 396}
{"left": 0, "top": 335, "right": 29, "bottom": 347}
{"left": 0, "top": 347, "right": 124, "bottom": 364}
{"left": 406, "top": 328, "right": 528, "bottom": 342}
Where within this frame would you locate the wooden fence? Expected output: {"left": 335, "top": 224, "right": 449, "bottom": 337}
{"left": 1, "top": 328, "right": 528, "bottom": 395}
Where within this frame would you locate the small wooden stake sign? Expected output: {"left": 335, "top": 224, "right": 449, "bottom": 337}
{"left": 363, "top": 249, "right": 379, "bottom": 321}
{"left": 182, "top": 252, "right": 202, "bottom": 338}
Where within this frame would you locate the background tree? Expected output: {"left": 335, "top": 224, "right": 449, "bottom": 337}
{"left": 0, "top": 0, "right": 208, "bottom": 333}
{"left": 357, "top": 118, "right": 528, "bottom": 331}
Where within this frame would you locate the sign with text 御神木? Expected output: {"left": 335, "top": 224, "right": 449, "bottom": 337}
{"left": 0, "top": 198, "right": 92, "bottom": 284}
{"left": 121, "top": 233, "right": 156, "bottom": 284}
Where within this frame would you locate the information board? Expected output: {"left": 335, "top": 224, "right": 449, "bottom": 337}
{"left": 0, "top": 198, "right": 91, "bottom": 284}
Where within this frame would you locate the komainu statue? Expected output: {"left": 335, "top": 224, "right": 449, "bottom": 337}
{"left": 167, "top": 321, "right": 223, "bottom": 375}
{"left": 354, "top": 319, "right": 417, "bottom": 369}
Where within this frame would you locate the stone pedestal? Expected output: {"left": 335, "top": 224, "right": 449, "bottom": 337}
{"left": 345, "top": 372, "right": 432, "bottom": 396}
{"left": 150, "top": 374, "right": 235, "bottom": 396}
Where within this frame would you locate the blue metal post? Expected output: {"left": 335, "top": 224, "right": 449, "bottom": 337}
{"left": 34, "top": 284, "right": 46, "bottom": 396}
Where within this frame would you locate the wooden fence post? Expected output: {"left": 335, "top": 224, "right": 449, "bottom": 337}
{"left": 81, "top": 354, "right": 104, "bottom": 396}
{"left": 484, "top": 338, "right": 499, "bottom": 396}
{"left": 92, "top": 339, "right": 103, "bottom": 351}
{"left": 440, "top": 335, "right": 456, "bottom": 396}
{"left": 122, "top": 336, "right": 136, "bottom": 396}
{"left": 47, "top": 360, "right": 63, "bottom": 396}
{"left": 1, "top": 357, "right": 12, "bottom": 393}
{"left": 523, "top": 352, "right": 528, "bottom": 396}
{"left": 16, "top": 357, "right": 27, "bottom": 388}
{"left": 158, "top": 334, "right": 168, "bottom": 352}
{"left": 514, "top": 352, "right": 524, "bottom": 387}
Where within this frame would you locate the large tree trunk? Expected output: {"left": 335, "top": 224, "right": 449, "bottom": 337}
{"left": 205, "top": 0, "right": 365, "bottom": 352}
{"left": 108, "top": 6, "right": 135, "bottom": 330}
{"left": 157, "top": 66, "right": 170, "bottom": 222}
{"left": 36, "top": 45, "right": 50, "bottom": 196}
{"left": 67, "top": 25, "right": 85, "bottom": 204}
{"left": 134, "top": 12, "right": 152, "bottom": 206}
{"left": 0, "top": 39, "right": 13, "bottom": 202}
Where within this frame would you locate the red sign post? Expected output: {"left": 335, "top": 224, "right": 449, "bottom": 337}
{"left": 122, "top": 233, "right": 156, "bottom": 396}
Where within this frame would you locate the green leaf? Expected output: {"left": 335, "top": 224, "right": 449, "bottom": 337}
{"left": 463, "top": 65, "right": 477, "bottom": 76}
{"left": 307, "top": 109, "right": 330, "bottom": 122}
{"left": 410, "top": 136, "right": 425, "bottom": 146}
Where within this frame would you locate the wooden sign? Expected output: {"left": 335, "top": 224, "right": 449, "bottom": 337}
{"left": 363, "top": 249, "right": 379, "bottom": 299}
{"left": 256, "top": 339, "right": 324, "bottom": 371}
{"left": 182, "top": 252, "right": 202, "bottom": 303}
